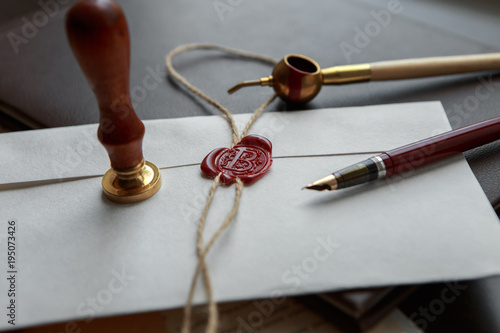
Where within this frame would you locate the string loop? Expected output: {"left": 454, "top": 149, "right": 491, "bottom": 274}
{"left": 166, "top": 44, "right": 277, "bottom": 333}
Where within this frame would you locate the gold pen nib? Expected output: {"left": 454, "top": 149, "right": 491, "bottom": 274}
{"left": 304, "top": 175, "right": 338, "bottom": 191}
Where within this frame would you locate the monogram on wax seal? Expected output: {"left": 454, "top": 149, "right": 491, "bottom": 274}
{"left": 201, "top": 135, "right": 273, "bottom": 185}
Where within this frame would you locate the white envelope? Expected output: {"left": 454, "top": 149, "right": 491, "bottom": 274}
{"left": 1, "top": 101, "right": 500, "bottom": 330}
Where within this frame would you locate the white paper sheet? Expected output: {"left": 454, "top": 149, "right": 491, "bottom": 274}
{"left": 1, "top": 102, "right": 499, "bottom": 330}
{"left": 1, "top": 102, "right": 451, "bottom": 185}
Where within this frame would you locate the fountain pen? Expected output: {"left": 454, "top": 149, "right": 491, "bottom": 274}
{"left": 305, "top": 116, "right": 500, "bottom": 191}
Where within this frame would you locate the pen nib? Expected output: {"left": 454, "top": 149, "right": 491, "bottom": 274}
{"left": 304, "top": 175, "right": 338, "bottom": 191}
{"left": 304, "top": 184, "right": 330, "bottom": 191}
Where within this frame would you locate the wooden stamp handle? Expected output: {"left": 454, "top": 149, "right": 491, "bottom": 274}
{"left": 66, "top": 0, "right": 144, "bottom": 170}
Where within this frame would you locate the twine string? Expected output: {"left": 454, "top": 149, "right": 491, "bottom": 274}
{"left": 165, "top": 44, "right": 277, "bottom": 333}
{"left": 166, "top": 43, "right": 276, "bottom": 146}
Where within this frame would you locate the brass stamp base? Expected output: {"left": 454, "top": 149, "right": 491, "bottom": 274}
{"left": 102, "top": 160, "right": 162, "bottom": 204}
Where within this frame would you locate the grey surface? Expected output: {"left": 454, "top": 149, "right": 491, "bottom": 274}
{"left": 0, "top": 0, "right": 54, "bottom": 22}
{"left": 0, "top": 0, "right": 499, "bottom": 125}
{"left": 362, "top": 0, "right": 500, "bottom": 50}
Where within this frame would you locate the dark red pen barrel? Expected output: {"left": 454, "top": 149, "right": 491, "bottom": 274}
{"left": 380, "top": 116, "right": 500, "bottom": 177}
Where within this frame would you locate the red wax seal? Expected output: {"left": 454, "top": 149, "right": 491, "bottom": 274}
{"left": 201, "top": 135, "right": 273, "bottom": 185}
